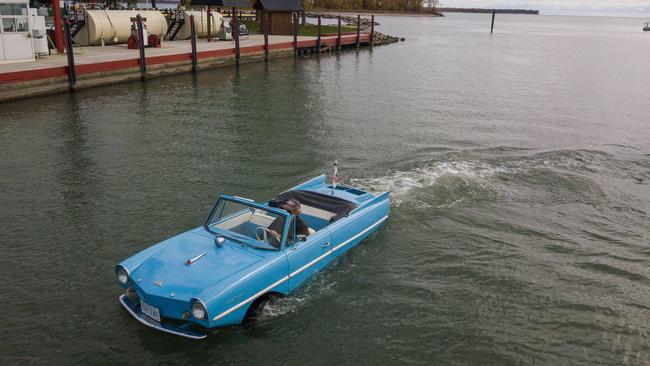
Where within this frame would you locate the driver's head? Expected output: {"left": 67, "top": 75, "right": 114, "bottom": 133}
{"left": 282, "top": 199, "right": 301, "bottom": 215}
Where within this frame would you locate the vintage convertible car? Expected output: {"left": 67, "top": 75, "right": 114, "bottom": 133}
{"left": 115, "top": 175, "right": 390, "bottom": 339}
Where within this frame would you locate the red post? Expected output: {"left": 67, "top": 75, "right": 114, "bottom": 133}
{"left": 356, "top": 14, "right": 360, "bottom": 47}
{"left": 52, "top": 0, "right": 64, "bottom": 53}
{"left": 370, "top": 14, "right": 374, "bottom": 45}
{"left": 207, "top": 6, "right": 212, "bottom": 42}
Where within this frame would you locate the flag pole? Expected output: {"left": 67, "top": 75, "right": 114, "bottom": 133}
{"left": 331, "top": 161, "right": 339, "bottom": 195}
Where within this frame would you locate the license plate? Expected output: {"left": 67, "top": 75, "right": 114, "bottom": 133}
{"left": 140, "top": 300, "right": 161, "bottom": 322}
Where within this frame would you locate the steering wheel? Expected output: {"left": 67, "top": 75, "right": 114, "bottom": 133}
{"left": 255, "top": 227, "right": 273, "bottom": 242}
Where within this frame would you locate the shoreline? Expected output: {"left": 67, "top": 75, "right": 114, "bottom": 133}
{"left": 308, "top": 9, "right": 444, "bottom": 18}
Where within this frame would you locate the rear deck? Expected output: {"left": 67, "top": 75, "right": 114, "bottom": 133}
{"left": 0, "top": 33, "right": 371, "bottom": 102}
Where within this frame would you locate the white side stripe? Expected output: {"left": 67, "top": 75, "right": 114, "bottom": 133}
{"left": 213, "top": 275, "right": 289, "bottom": 321}
{"left": 332, "top": 215, "right": 388, "bottom": 252}
{"left": 212, "top": 215, "right": 389, "bottom": 322}
{"left": 289, "top": 250, "right": 332, "bottom": 278}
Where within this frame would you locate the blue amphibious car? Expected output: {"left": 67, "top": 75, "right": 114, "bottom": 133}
{"left": 116, "top": 175, "right": 390, "bottom": 339}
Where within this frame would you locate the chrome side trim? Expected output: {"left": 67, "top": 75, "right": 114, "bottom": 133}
{"left": 118, "top": 295, "right": 206, "bottom": 340}
{"left": 213, "top": 276, "right": 289, "bottom": 321}
{"left": 332, "top": 215, "right": 388, "bottom": 252}
{"left": 211, "top": 214, "right": 389, "bottom": 322}
{"left": 289, "top": 250, "right": 332, "bottom": 278}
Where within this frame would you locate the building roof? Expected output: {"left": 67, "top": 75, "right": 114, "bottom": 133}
{"left": 253, "top": 0, "right": 304, "bottom": 11}
{"left": 190, "top": 0, "right": 253, "bottom": 7}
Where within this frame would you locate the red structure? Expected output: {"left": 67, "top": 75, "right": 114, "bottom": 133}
{"left": 52, "top": 0, "right": 64, "bottom": 53}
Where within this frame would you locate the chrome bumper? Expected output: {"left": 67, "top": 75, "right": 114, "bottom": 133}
{"left": 118, "top": 295, "right": 206, "bottom": 340}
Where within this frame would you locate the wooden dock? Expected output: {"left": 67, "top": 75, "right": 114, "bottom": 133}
{"left": 0, "top": 33, "right": 371, "bottom": 102}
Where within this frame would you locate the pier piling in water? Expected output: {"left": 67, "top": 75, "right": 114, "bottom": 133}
{"left": 491, "top": 10, "right": 496, "bottom": 33}
{"left": 207, "top": 6, "right": 212, "bottom": 42}
{"left": 190, "top": 15, "right": 197, "bottom": 73}
{"left": 356, "top": 14, "right": 361, "bottom": 48}
{"left": 63, "top": 18, "right": 76, "bottom": 90}
{"left": 317, "top": 15, "right": 321, "bottom": 53}
{"left": 293, "top": 13, "right": 298, "bottom": 55}
{"left": 370, "top": 14, "right": 375, "bottom": 46}
{"left": 233, "top": 8, "right": 240, "bottom": 65}
{"left": 263, "top": 12, "right": 269, "bottom": 61}
{"left": 337, "top": 15, "right": 342, "bottom": 51}
{"left": 136, "top": 14, "right": 146, "bottom": 80}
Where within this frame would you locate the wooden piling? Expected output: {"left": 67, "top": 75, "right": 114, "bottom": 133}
{"left": 491, "top": 10, "right": 495, "bottom": 33}
{"left": 136, "top": 14, "right": 146, "bottom": 80}
{"left": 370, "top": 14, "right": 374, "bottom": 45}
{"left": 356, "top": 14, "right": 360, "bottom": 47}
{"left": 207, "top": 6, "right": 212, "bottom": 42}
{"left": 190, "top": 14, "right": 197, "bottom": 73}
{"left": 316, "top": 15, "right": 321, "bottom": 53}
{"left": 293, "top": 12, "right": 298, "bottom": 55}
{"left": 63, "top": 18, "right": 76, "bottom": 90}
{"left": 263, "top": 12, "right": 269, "bottom": 61}
{"left": 232, "top": 7, "right": 240, "bottom": 65}
{"left": 337, "top": 15, "right": 341, "bottom": 51}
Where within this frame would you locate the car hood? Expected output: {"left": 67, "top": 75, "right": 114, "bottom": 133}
{"left": 131, "top": 230, "right": 265, "bottom": 301}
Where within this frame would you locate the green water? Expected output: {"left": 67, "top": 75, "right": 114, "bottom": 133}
{"left": 1, "top": 13, "right": 649, "bottom": 365}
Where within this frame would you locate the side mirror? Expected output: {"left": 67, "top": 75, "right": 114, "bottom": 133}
{"left": 215, "top": 236, "right": 225, "bottom": 247}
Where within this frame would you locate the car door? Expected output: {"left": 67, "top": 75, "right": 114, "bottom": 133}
{"left": 284, "top": 226, "right": 333, "bottom": 291}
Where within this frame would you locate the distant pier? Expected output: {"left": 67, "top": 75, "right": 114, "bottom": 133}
{"left": 438, "top": 8, "right": 539, "bottom": 15}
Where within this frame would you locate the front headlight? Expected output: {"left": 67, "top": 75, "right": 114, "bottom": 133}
{"left": 191, "top": 300, "right": 207, "bottom": 320}
{"left": 116, "top": 266, "right": 130, "bottom": 285}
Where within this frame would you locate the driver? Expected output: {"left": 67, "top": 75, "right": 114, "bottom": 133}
{"left": 267, "top": 199, "right": 310, "bottom": 248}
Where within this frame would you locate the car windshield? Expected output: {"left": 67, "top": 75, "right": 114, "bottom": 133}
{"left": 205, "top": 198, "right": 285, "bottom": 250}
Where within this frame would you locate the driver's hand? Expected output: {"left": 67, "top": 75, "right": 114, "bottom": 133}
{"left": 269, "top": 230, "right": 280, "bottom": 239}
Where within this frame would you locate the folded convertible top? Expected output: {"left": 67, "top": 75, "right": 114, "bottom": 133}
{"left": 268, "top": 189, "right": 358, "bottom": 222}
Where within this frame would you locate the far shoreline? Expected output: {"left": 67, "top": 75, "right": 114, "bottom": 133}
{"left": 307, "top": 9, "right": 445, "bottom": 18}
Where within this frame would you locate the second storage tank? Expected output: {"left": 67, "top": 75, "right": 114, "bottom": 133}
{"left": 74, "top": 10, "right": 168, "bottom": 46}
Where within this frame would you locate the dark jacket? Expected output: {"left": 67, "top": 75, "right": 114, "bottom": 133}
{"left": 268, "top": 215, "right": 310, "bottom": 248}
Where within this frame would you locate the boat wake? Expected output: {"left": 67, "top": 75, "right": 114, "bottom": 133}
{"left": 347, "top": 148, "right": 632, "bottom": 210}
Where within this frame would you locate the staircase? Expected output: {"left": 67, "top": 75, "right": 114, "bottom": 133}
{"left": 68, "top": 19, "right": 85, "bottom": 38}
{"left": 164, "top": 19, "right": 185, "bottom": 41}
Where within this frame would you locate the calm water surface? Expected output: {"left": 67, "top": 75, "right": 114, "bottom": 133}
{"left": 1, "top": 13, "right": 649, "bottom": 365}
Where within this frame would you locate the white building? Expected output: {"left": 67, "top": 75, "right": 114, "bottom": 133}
{"left": 1, "top": 0, "right": 48, "bottom": 64}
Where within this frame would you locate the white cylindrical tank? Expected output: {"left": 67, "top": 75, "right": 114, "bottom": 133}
{"left": 174, "top": 10, "right": 223, "bottom": 40}
{"left": 74, "top": 10, "right": 168, "bottom": 46}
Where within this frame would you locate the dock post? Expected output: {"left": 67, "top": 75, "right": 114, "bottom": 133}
{"left": 232, "top": 7, "right": 240, "bottom": 65}
{"left": 356, "top": 14, "right": 360, "bottom": 48}
{"left": 190, "top": 14, "right": 197, "bottom": 73}
{"left": 136, "top": 14, "right": 146, "bottom": 81}
{"left": 370, "top": 14, "right": 374, "bottom": 46}
{"left": 293, "top": 12, "right": 298, "bottom": 55}
{"left": 491, "top": 10, "right": 495, "bottom": 33}
{"left": 63, "top": 18, "right": 76, "bottom": 91}
{"left": 316, "top": 15, "right": 321, "bottom": 53}
{"left": 207, "top": 6, "right": 211, "bottom": 42}
{"left": 263, "top": 11, "right": 269, "bottom": 61}
{"left": 336, "top": 15, "right": 341, "bottom": 51}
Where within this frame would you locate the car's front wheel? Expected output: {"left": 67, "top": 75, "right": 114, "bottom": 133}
{"left": 242, "top": 293, "right": 283, "bottom": 326}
